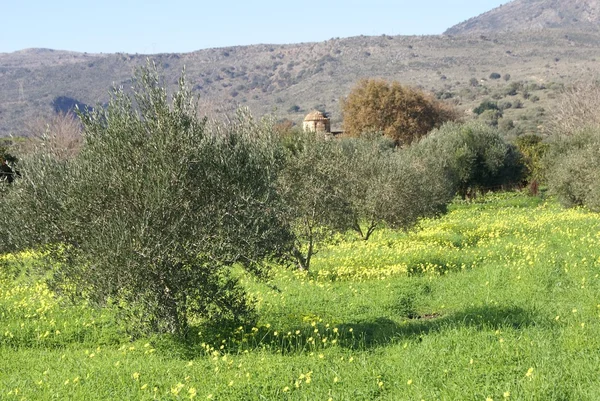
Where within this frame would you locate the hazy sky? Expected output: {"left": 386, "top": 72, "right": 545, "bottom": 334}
{"left": 1, "top": 0, "right": 508, "bottom": 54}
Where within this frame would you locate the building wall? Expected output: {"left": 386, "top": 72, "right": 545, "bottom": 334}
{"left": 303, "top": 119, "right": 331, "bottom": 133}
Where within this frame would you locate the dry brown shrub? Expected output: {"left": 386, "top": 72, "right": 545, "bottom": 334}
{"left": 544, "top": 81, "right": 600, "bottom": 137}
{"left": 20, "top": 112, "right": 83, "bottom": 159}
{"left": 341, "top": 79, "right": 459, "bottom": 146}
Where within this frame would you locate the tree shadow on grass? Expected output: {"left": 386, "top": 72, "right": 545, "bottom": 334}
{"left": 336, "top": 304, "right": 543, "bottom": 350}
{"left": 153, "top": 304, "right": 546, "bottom": 359}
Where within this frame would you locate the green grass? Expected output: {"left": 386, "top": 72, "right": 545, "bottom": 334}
{"left": 3, "top": 192, "right": 600, "bottom": 400}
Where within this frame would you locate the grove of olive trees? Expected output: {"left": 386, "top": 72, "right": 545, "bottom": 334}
{"left": 0, "top": 68, "right": 530, "bottom": 334}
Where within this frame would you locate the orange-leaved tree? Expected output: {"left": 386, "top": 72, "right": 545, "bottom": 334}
{"left": 342, "top": 79, "right": 458, "bottom": 146}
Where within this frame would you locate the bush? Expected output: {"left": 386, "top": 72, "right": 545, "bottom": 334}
{"left": 545, "top": 129, "right": 600, "bottom": 210}
{"left": 514, "top": 134, "right": 548, "bottom": 184}
{"left": 543, "top": 83, "right": 600, "bottom": 208}
{"left": 473, "top": 100, "right": 499, "bottom": 115}
{"left": 413, "top": 121, "right": 526, "bottom": 198}
{"left": 0, "top": 65, "right": 293, "bottom": 335}
{"left": 544, "top": 81, "right": 600, "bottom": 137}
{"left": 20, "top": 113, "right": 83, "bottom": 160}
{"left": 478, "top": 109, "right": 503, "bottom": 127}
{"left": 341, "top": 79, "right": 457, "bottom": 146}
{"left": 498, "top": 118, "right": 515, "bottom": 133}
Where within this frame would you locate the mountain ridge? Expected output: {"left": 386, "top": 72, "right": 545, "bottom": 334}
{"left": 3, "top": 1, "right": 600, "bottom": 137}
{"left": 445, "top": 0, "right": 600, "bottom": 35}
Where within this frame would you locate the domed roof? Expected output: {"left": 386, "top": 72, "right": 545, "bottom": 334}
{"left": 304, "top": 110, "right": 329, "bottom": 122}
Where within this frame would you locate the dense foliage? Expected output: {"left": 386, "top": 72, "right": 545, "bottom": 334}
{"left": 514, "top": 134, "right": 547, "bottom": 186}
{"left": 411, "top": 121, "right": 526, "bottom": 198}
{"left": 0, "top": 65, "right": 292, "bottom": 334}
{"left": 341, "top": 79, "right": 457, "bottom": 146}
{"left": 278, "top": 132, "right": 454, "bottom": 270}
{"left": 545, "top": 128, "right": 600, "bottom": 210}
{"left": 544, "top": 83, "right": 600, "bottom": 210}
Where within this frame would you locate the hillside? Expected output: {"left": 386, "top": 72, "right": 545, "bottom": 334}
{"left": 445, "top": 0, "right": 600, "bottom": 35}
{"left": 3, "top": 3, "right": 600, "bottom": 137}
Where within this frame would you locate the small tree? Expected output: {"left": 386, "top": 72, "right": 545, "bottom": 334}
{"left": 545, "top": 128, "right": 600, "bottom": 209}
{"left": 0, "top": 64, "right": 293, "bottom": 334}
{"left": 515, "top": 134, "right": 548, "bottom": 185}
{"left": 544, "top": 81, "right": 600, "bottom": 137}
{"left": 278, "top": 133, "right": 455, "bottom": 271}
{"left": 341, "top": 79, "right": 457, "bottom": 146}
{"left": 21, "top": 112, "right": 83, "bottom": 160}
{"left": 341, "top": 136, "right": 453, "bottom": 240}
{"left": 543, "top": 83, "right": 600, "bottom": 209}
{"left": 414, "top": 121, "right": 526, "bottom": 198}
{"left": 277, "top": 132, "right": 354, "bottom": 270}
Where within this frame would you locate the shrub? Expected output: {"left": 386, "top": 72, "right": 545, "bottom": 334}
{"left": 498, "top": 118, "right": 515, "bottom": 133}
{"left": 473, "top": 100, "right": 499, "bottom": 115}
{"left": 0, "top": 65, "right": 293, "bottom": 335}
{"left": 341, "top": 79, "right": 457, "bottom": 146}
{"left": 413, "top": 121, "right": 526, "bottom": 198}
{"left": 545, "top": 128, "right": 600, "bottom": 210}
{"left": 515, "top": 134, "right": 548, "bottom": 184}
{"left": 20, "top": 113, "right": 83, "bottom": 160}
{"left": 544, "top": 81, "right": 600, "bottom": 137}
{"left": 478, "top": 109, "right": 503, "bottom": 127}
{"left": 544, "top": 83, "right": 600, "bottom": 209}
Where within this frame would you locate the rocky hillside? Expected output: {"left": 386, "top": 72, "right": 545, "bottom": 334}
{"left": 445, "top": 0, "right": 600, "bottom": 35}
{"left": 3, "top": 1, "right": 600, "bottom": 137}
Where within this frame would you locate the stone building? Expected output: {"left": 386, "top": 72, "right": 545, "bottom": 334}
{"left": 303, "top": 110, "right": 331, "bottom": 133}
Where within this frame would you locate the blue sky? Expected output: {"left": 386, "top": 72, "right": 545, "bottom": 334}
{"left": 1, "top": 0, "right": 508, "bottom": 54}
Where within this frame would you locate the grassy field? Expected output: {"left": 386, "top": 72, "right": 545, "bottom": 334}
{"left": 3, "top": 192, "right": 600, "bottom": 400}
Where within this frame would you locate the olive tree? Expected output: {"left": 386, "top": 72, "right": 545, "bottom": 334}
{"left": 412, "top": 121, "right": 525, "bottom": 198}
{"left": 545, "top": 128, "right": 600, "bottom": 210}
{"left": 278, "top": 133, "right": 455, "bottom": 270}
{"left": 277, "top": 132, "right": 354, "bottom": 270}
{"left": 0, "top": 65, "right": 292, "bottom": 334}
{"left": 341, "top": 136, "right": 453, "bottom": 241}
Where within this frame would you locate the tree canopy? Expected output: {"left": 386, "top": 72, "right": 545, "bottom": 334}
{"left": 0, "top": 65, "right": 293, "bottom": 335}
{"left": 341, "top": 79, "right": 457, "bottom": 146}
